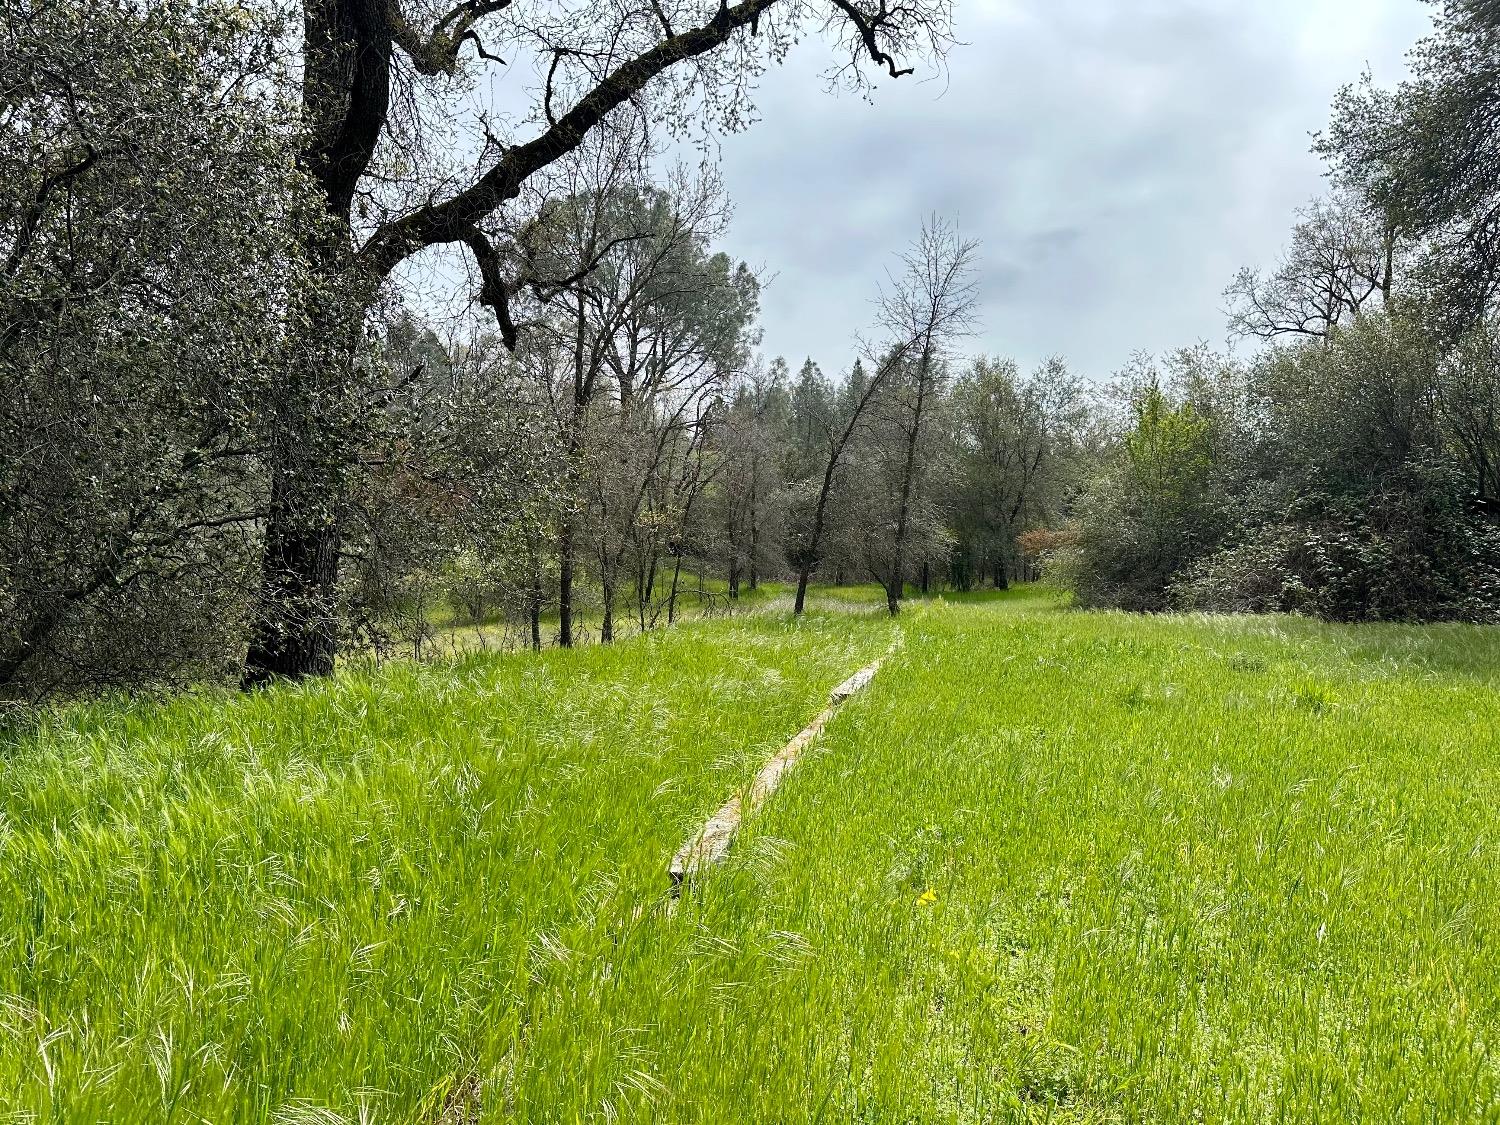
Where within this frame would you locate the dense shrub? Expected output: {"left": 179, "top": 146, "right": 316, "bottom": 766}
{"left": 0, "top": 1, "right": 314, "bottom": 699}
{"left": 1065, "top": 315, "right": 1500, "bottom": 623}
{"left": 1174, "top": 465, "right": 1500, "bottom": 622}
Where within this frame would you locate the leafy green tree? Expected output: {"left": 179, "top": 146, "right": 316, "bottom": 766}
{"left": 1070, "top": 381, "right": 1222, "bottom": 611}
{"left": 788, "top": 358, "right": 837, "bottom": 479}
{"left": 1320, "top": 3, "right": 1500, "bottom": 336}
{"left": 0, "top": 0, "right": 317, "bottom": 698}
{"left": 949, "top": 355, "right": 1090, "bottom": 589}
{"left": 1184, "top": 314, "right": 1498, "bottom": 622}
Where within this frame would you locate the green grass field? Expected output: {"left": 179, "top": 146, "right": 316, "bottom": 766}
{"left": 3, "top": 588, "right": 1498, "bottom": 1121}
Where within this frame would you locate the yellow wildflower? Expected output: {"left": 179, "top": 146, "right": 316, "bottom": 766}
{"left": 916, "top": 887, "right": 937, "bottom": 907}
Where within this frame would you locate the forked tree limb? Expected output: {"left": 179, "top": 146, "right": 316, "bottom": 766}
{"left": 362, "top": 0, "right": 782, "bottom": 278}
{"left": 363, "top": 0, "right": 923, "bottom": 290}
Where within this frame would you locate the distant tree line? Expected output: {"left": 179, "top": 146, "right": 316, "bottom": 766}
{"left": 6, "top": 0, "right": 1500, "bottom": 703}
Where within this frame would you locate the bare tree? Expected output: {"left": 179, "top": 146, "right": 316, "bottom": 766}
{"left": 1225, "top": 192, "right": 1400, "bottom": 344}
{"left": 715, "top": 359, "right": 791, "bottom": 596}
{"left": 871, "top": 217, "right": 977, "bottom": 614}
{"left": 790, "top": 218, "right": 977, "bottom": 615}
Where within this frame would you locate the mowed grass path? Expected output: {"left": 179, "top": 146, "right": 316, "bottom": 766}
{"left": 0, "top": 611, "right": 892, "bottom": 1121}
{"left": 4, "top": 589, "right": 1499, "bottom": 1121}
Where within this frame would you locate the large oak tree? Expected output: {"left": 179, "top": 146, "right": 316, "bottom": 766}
{"left": 244, "top": 0, "right": 957, "bottom": 681}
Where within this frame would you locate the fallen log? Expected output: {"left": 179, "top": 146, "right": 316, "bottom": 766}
{"left": 669, "top": 654, "right": 887, "bottom": 890}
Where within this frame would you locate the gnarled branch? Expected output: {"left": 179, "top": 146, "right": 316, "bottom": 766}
{"left": 389, "top": 0, "right": 512, "bottom": 75}
{"left": 828, "top": 0, "right": 914, "bottom": 77}
{"left": 361, "top": 0, "right": 782, "bottom": 278}
{"left": 455, "top": 223, "right": 520, "bottom": 347}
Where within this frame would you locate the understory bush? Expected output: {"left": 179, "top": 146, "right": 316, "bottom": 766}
{"left": 1173, "top": 465, "right": 1500, "bottom": 622}
{"left": 1067, "top": 315, "right": 1500, "bottom": 624}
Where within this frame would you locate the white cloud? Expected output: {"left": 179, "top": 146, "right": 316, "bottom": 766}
{"left": 710, "top": 0, "right": 1434, "bottom": 379}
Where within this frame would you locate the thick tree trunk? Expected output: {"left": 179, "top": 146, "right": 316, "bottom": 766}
{"left": 242, "top": 261, "right": 360, "bottom": 685}
{"left": 557, "top": 520, "right": 575, "bottom": 647}
{"left": 601, "top": 571, "right": 615, "bottom": 644}
{"left": 558, "top": 308, "right": 590, "bottom": 648}
{"left": 243, "top": 0, "right": 389, "bottom": 684}
{"left": 244, "top": 0, "right": 803, "bottom": 681}
{"left": 242, "top": 471, "right": 343, "bottom": 683}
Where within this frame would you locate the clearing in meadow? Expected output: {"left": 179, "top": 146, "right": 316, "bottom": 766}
{"left": 1, "top": 587, "right": 1497, "bottom": 1121}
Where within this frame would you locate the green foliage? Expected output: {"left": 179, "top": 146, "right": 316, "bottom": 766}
{"left": 706, "top": 359, "right": 795, "bottom": 593}
{"left": 1123, "top": 386, "right": 1214, "bottom": 513}
{"left": 787, "top": 357, "right": 837, "bottom": 481}
{"left": 1069, "top": 381, "right": 1223, "bottom": 611}
{"left": 1189, "top": 315, "right": 1499, "bottom": 623}
{"left": 1175, "top": 463, "right": 1500, "bottom": 623}
{"left": 344, "top": 315, "right": 560, "bottom": 656}
{"left": 947, "top": 355, "right": 1092, "bottom": 590}
{"left": 1066, "top": 317, "right": 1500, "bottom": 623}
{"left": 0, "top": 0, "right": 319, "bottom": 697}
{"left": 1438, "top": 318, "right": 1500, "bottom": 499}
{"left": 1320, "top": 4, "right": 1500, "bottom": 335}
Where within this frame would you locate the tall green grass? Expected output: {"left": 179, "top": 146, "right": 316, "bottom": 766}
{"left": 3, "top": 588, "right": 1497, "bottom": 1121}
{"left": 668, "top": 591, "right": 1500, "bottom": 1121}
{"left": 0, "top": 611, "right": 891, "bottom": 1121}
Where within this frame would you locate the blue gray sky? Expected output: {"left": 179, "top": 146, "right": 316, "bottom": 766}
{"left": 709, "top": 0, "right": 1433, "bottom": 379}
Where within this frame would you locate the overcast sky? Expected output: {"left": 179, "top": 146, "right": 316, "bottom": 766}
{"left": 706, "top": 0, "right": 1433, "bottom": 381}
